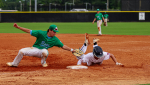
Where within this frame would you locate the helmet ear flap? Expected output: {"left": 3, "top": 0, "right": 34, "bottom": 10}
{"left": 93, "top": 48, "right": 97, "bottom": 57}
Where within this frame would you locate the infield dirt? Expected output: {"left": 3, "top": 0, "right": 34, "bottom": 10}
{"left": 0, "top": 33, "right": 150, "bottom": 85}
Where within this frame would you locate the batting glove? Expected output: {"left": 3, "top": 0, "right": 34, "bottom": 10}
{"left": 116, "top": 62, "right": 123, "bottom": 65}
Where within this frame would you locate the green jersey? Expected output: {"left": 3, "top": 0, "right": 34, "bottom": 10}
{"left": 104, "top": 14, "right": 109, "bottom": 19}
{"left": 31, "top": 30, "right": 64, "bottom": 49}
{"left": 95, "top": 13, "right": 104, "bottom": 20}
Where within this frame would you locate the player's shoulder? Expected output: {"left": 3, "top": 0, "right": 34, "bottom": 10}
{"left": 34, "top": 30, "right": 46, "bottom": 32}
{"left": 86, "top": 52, "right": 94, "bottom": 58}
{"left": 32, "top": 30, "right": 46, "bottom": 34}
{"left": 38, "top": 30, "right": 47, "bottom": 34}
{"left": 53, "top": 36, "right": 58, "bottom": 38}
{"left": 52, "top": 36, "right": 60, "bottom": 41}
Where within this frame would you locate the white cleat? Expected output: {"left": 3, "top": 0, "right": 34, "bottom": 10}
{"left": 93, "top": 38, "right": 100, "bottom": 43}
{"left": 42, "top": 63, "right": 48, "bottom": 67}
{"left": 6, "top": 62, "right": 17, "bottom": 67}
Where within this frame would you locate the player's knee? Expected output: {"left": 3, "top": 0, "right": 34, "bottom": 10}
{"left": 42, "top": 49, "right": 48, "bottom": 57}
{"left": 19, "top": 49, "right": 26, "bottom": 54}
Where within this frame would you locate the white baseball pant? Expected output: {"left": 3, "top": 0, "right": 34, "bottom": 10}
{"left": 105, "top": 19, "right": 107, "bottom": 26}
{"left": 97, "top": 20, "right": 102, "bottom": 27}
{"left": 11, "top": 47, "right": 49, "bottom": 66}
{"left": 97, "top": 20, "right": 102, "bottom": 34}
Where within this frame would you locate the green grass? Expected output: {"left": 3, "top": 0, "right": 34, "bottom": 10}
{"left": 0, "top": 22, "right": 150, "bottom": 35}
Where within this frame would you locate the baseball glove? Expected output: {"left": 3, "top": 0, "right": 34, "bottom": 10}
{"left": 72, "top": 49, "right": 83, "bottom": 57}
{"left": 104, "top": 22, "right": 106, "bottom": 26}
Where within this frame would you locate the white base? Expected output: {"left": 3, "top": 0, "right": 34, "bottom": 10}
{"left": 66, "top": 65, "right": 88, "bottom": 69}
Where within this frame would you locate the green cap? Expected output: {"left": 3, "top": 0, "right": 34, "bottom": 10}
{"left": 97, "top": 9, "right": 100, "bottom": 11}
{"left": 49, "top": 24, "right": 59, "bottom": 32}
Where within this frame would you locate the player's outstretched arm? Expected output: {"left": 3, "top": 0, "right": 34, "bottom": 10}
{"left": 61, "top": 45, "right": 75, "bottom": 52}
{"left": 13, "top": 23, "right": 30, "bottom": 33}
{"left": 110, "top": 54, "right": 117, "bottom": 63}
{"left": 110, "top": 53, "right": 123, "bottom": 65}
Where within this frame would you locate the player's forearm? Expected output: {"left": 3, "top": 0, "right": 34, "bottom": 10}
{"left": 93, "top": 18, "right": 96, "bottom": 22}
{"left": 110, "top": 54, "right": 117, "bottom": 64}
{"left": 102, "top": 17, "right": 105, "bottom": 22}
{"left": 16, "top": 26, "right": 30, "bottom": 33}
{"left": 62, "top": 45, "right": 74, "bottom": 52}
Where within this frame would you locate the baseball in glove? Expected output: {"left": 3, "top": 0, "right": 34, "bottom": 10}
{"left": 72, "top": 49, "right": 83, "bottom": 57}
{"left": 103, "top": 22, "right": 106, "bottom": 26}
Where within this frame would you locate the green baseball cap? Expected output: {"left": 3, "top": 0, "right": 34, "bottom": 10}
{"left": 97, "top": 9, "right": 100, "bottom": 11}
{"left": 49, "top": 24, "right": 59, "bottom": 32}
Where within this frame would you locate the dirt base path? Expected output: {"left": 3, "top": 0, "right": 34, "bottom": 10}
{"left": 0, "top": 34, "right": 150, "bottom": 85}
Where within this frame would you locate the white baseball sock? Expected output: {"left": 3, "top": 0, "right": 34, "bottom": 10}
{"left": 99, "top": 26, "right": 102, "bottom": 34}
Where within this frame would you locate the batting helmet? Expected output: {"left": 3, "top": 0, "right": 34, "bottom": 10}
{"left": 93, "top": 46, "right": 104, "bottom": 58}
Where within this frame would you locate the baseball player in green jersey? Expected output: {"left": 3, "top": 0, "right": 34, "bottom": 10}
{"left": 92, "top": 9, "right": 106, "bottom": 36}
{"left": 6, "top": 23, "right": 75, "bottom": 67}
{"left": 104, "top": 12, "right": 109, "bottom": 26}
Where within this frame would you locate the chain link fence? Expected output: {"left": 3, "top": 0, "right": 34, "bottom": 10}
{"left": 121, "top": 0, "right": 150, "bottom": 11}
{"left": 0, "top": 1, "right": 120, "bottom": 11}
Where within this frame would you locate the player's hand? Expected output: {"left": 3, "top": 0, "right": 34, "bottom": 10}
{"left": 72, "top": 49, "right": 76, "bottom": 53}
{"left": 116, "top": 62, "right": 123, "bottom": 65}
{"left": 13, "top": 23, "right": 19, "bottom": 28}
{"left": 92, "top": 22, "right": 94, "bottom": 24}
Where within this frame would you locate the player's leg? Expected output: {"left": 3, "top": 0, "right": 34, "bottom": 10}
{"left": 7, "top": 47, "right": 47, "bottom": 67}
{"left": 76, "top": 33, "right": 90, "bottom": 60}
{"left": 7, "top": 47, "right": 34, "bottom": 67}
{"left": 97, "top": 20, "right": 102, "bottom": 35}
{"left": 105, "top": 19, "right": 107, "bottom": 26}
{"left": 97, "top": 20, "right": 100, "bottom": 35}
{"left": 93, "top": 38, "right": 100, "bottom": 47}
{"left": 41, "top": 49, "right": 49, "bottom": 67}
{"left": 99, "top": 20, "right": 102, "bottom": 35}
{"left": 80, "top": 33, "right": 90, "bottom": 53}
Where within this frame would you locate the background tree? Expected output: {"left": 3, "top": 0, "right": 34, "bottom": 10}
{"left": 0, "top": 0, "right": 121, "bottom": 11}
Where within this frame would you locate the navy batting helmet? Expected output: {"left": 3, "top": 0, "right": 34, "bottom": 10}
{"left": 93, "top": 46, "right": 104, "bottom": 58}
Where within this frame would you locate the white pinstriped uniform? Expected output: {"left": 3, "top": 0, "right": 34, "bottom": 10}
{"left": 76, "top": 44, "right": 110, "bottom": 66}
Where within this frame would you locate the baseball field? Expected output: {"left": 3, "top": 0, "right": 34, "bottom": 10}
{"left": 0, "top": 22, "right": 150, "bottom": 85}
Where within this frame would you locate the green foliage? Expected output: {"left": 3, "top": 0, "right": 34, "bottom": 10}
{"left": 0, "top": 0, "right": 121, "bottom": 11}
{"left": 109, "top": 0, "right": 121, "bottom": 10}
{"left": 0, "top": 0, "right": 6, "bottom": 8}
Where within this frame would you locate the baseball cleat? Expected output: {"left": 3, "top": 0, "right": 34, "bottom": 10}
{"left": 6, "top": 62, "right": 17, "bottom": 67}
{"left": 85, "top": 33, "right": 90, "bottom": 46}
{"left": 93, "top": 38, "right": 100, "bottom": 43}
{"left": 97, "top": 34, "right": 102, "bottom": 36}
{"left": 42, "top": 63, "right": 48, "bottom": 67}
